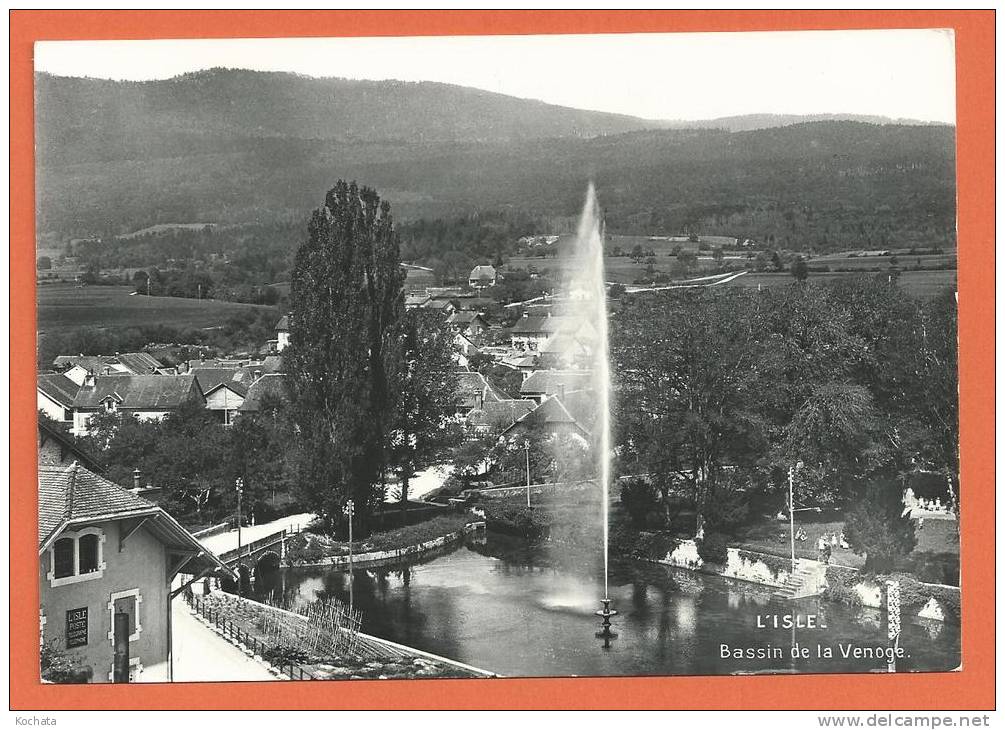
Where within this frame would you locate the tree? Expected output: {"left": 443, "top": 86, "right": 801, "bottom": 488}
{"left": 613, "top": 289, "right": 770, "bottom": 537}
{"left": 790, "top": 256, "right": 809, "bottom": 281}
{"left": 387, "top": 309, "right": 463, "bottom": 508}
{"left": 286, "top": 181, "right": 406, "bottom": 534}
{"left": 630, "top": 244, "right": 645, "bottom": 264}
{"left": 843, "top": 478, "right": 917, "bottom": 572}
{"left": 779, "top": 383, "right": 884, "bottom": 505}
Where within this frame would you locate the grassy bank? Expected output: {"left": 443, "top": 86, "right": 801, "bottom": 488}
{"left": 285, "top": 513, "right": 473, "bottom": 565}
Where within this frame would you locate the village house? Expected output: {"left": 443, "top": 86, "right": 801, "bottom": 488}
{"left": 275, "top": 315, "right": 291, "bottom": 352}
{"left": 519, "top": 369, "right": 595, "bottom": 404}
{"left": 468, "top": 264, "right": 498, "bottom": 289}
{"left": 509, "top": 315, "right": 555, "bottom": 351}
{"left": 38, "top": 419, "right": 103, "bottom": 471}
{"left": 39, "top": 461, "right": 234, "bottom": 683}
{"left": 38, "top": 372, "right": 81, "bottom": 426}
{"left": 405, "top": 293, "right": 431, "bottom": 310}
{"left": 500, "top": 395, "right": 590, "bottom": 440}
{"left": 237, "top": 373, "right": 288, "bottom": 415}
{"left": 465, "top": 398, "right": 537, "bottom": 435}
{"left": 54, "top": 353, "right": 165, "bottom": 386}
{"left": 446, "top": 310, "right": 489, "bottom": 338}
{"left": 70, "top": 374, "right": 204, "bottom": 436}
{"left": 455, "top": 371, "right": 504, "bottom": 415}
{"left": 190, "top": 368, "right": 259, "bottom": 425}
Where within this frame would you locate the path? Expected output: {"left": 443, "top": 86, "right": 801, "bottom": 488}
{"left": 171, "top": 599, "right": 276, "bottom": 682}
{"left": 198, "top": 512, "right": 314, "bottom": 557}
{"left": 385, "top": 464, "right": 454, "bottom": 503}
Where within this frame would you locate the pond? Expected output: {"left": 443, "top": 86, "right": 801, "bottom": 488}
{"left": 252, "top": 532, "right": 960, "bottom": 678}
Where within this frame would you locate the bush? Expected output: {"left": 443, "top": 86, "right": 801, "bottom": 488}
{"left": 844, "top": 479, "right": 917, "bottom": 572}
{"left": 40, "top": 640, "right": 92, "bottom": 683}
{"left": 697, "top": 532, "right": 729, "bottom": 565}
{"left": 482, "top": 504, "right": 551, "bottom": 540}
{"left": 262, "top": 645, "right": 309, "bottom": 665}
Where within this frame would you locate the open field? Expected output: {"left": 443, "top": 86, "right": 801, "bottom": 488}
{"left": 723, "top": 269, "right": 956, "bottom": 298}
{"left": 37, "top": 283, "right": 275, "bottom": 333}
{"left": 506, "top": 254, "right": 956, "bottom": 297}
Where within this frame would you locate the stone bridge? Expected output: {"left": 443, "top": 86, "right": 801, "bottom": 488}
{"left": 217, "top": 528, "right": 297, "bottom": 594}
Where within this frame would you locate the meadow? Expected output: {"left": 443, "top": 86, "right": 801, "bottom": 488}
{"left": 37, "top": 282, "right": 275, "bottom": 334}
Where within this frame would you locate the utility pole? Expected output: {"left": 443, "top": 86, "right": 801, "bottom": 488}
{"left": 524, "top": 439, "right": 532, "bottom": 508}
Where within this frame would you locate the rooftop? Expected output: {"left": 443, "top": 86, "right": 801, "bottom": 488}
{"left": 239, "top": 373, "right": 288, "bottom": 412}
{"left": 38, "top": 462, "right": 234, "bottom": 578}
{"left": 37, "top": 372, "right": 80, "bottom": 407}
{"left": 73, "top": 374, "right": 202, "bottom": 410}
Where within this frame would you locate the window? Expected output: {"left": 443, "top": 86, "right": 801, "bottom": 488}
{"left": 47, "top": 528, "right": 106, "bottom": 587}
{"left": 53, "top": 538, "right": 74, "bottom": 579}
{"left": 103, "top": 398, "right": 117, "bottom": 413}
{"left": 78, "top": 534, "right": 100, "bottom": 573}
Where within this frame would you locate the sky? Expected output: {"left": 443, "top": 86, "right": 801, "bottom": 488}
{"left": 34, "top": 29, "right": 957, "bottom": 123}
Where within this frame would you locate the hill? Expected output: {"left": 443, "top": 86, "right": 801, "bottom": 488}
{"left": 35, "top": 70, "right": 956, "bottom": 253}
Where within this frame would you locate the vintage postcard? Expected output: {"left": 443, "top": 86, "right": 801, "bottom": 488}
{"left": 11, "top": 9, "right": 995, "bottom": 713}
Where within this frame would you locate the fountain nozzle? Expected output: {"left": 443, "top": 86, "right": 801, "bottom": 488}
{"left": 595, "top": 598, "right": 618, "bottom": 648}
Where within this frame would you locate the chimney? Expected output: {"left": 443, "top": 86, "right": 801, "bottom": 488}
{"left": 475, "top": 391, "right": 484, "bottom": 410}
{"left": 84, "top": 369, "right": 96, "bottom": 388}
{"left": 254, "top": 369, "right": 262, "bottom": 381}
{"left": 558, "top": 383, "right": 566, "bottom": 401}
{"left": 133, "top": 468, "right": 142, "bottom": 491}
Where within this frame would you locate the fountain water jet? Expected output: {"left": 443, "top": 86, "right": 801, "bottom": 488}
{"left": 559, "top": 184, "right": 617, "bottom": 644}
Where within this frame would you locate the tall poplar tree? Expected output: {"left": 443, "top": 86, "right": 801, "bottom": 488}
{"left": 286, "top": 181, "right": 405, "bottom": 534}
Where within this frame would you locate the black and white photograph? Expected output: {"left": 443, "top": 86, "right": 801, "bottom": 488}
{"left": 33, "top": 28, "right": 961, "bottom": 685}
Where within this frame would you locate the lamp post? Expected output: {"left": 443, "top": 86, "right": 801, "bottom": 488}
{"left": 235, "top": 477, "right": 244, "bottom": 558}
{"left": 788, "top": 466, "right": 796, "bottom": 570}
{"left": 343, "top": 499, "right": 355, "bottom": 612}
{"left": 524, "top": 439, "right": 532, "bottom": 508}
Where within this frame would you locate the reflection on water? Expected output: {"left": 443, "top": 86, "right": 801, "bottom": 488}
{"left": 252, "top": 532, "right": 960, "bottom": 678}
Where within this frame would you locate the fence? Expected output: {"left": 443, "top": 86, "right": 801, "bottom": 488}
{"left": 185, "top": 593, "right": 316, "bottom": 680}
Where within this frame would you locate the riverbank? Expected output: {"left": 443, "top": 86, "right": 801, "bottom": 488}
{"left": 284, "top": 513, "right": 483, "bottom": 568}
{"left": 651, "top": 538, "right": 959, "bottom": 624}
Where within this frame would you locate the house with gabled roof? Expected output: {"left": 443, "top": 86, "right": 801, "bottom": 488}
{"left": 500, "top": 395, "right": 590, "bottom": 440}
{"left": 54, "top": 353, "right": 165, "bottom": 386}
{"left": 465, "top": 398, "right": 537, "bottom": 435}
{"left": 455, "top": 371, "right": 504, "bottom": 414}
{"left": 38, "top": 372, "right": 81, "bottom": 425}
{"left": 38, "top": 419, "right": 104, "bottom": 472}
{"left": 275, "top": 313, "right": 291, "bottom": 351}
{"left": 447, "top": 310, "right": 489, "bottom": 338}
{"left": 237, "top": 373, "right": 288, "bottom": 415}
{"left": 468, "top": 264, "right": 498, "bottom": 289}
{"left": 38, "top": 462, "right": 234, "bottom": 683}
{"left": 519, "top": 370, "right": 595, "bottom": 404}
{"left": 71, "top": 375, "right": 204, "bottom": 436}
{"left": 190, "top": 368, "right": 256, "bottom": 426}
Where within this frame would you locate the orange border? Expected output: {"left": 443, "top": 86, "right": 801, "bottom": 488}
{"left": 10, "top": 10, "right": 994, "bottom": 710}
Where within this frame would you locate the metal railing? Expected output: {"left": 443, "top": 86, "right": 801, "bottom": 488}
{"left": 185, "top": 593, "right": 316, "bottom": 680}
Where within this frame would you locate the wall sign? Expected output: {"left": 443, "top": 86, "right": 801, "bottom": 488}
{"left": 66, "top": 607, "right": 88, "bottom": 648}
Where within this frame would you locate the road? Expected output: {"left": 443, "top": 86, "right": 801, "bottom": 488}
{"left": 171, "top": 599, "right": 276, "bottom": 682}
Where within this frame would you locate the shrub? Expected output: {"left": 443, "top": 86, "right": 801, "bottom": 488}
{"left": 844, "top": 479, "right": 917, "bottom": 572}
{"left": 697, "top": 532, "right": 729, "bottom": 565}
{"left": 40, "top": 640, "right": 92, "bottom": 684}
{"left": 262, "top": 645, "right": 309, "bottom": 665}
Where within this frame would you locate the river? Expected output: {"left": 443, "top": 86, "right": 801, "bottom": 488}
{"left": 252, "top": 531, "right": 960, "bottom": 678}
